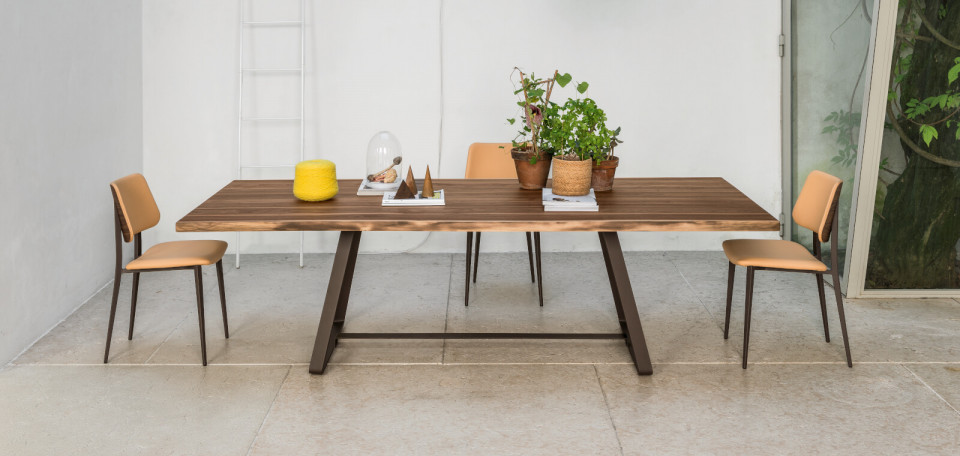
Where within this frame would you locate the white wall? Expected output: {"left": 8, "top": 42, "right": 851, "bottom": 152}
{"left": 144, "top": 0, "right": 781, "bottom": 255}
{"left": 0, "top": 0, "right": 143, "bottom": 364}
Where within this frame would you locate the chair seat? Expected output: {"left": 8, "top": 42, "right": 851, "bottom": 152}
{"left": 126, "top": 240, "right": 228, "bottom": 270}
{"left": 722, "top": 239, "right": 827, "bottom": 271}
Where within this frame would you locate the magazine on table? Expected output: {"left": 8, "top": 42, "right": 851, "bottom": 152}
{"left": 542, "top": 188, "right": 598, "bottom": 211}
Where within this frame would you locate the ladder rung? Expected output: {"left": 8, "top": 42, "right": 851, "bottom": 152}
{"left": 240, "top": 165, "right": 296, "bottom": 169}
{"left": 242, "top": 21, "right": 303, "bottom": 26}
{"left": 241, "top": 117, "right": 301, "bottom": 121}
{"left": 241, "top": 68, "right": 302, "bottom": 72}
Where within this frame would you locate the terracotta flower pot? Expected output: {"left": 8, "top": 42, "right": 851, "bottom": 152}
{"left": 552, "top": 157, "right": 593, "bottom": 196}
{"left": 511, "top": 148, "right": 552, "bottom": 190}
{"left": 591, "top": 156, "right": 619, "bottom": 192}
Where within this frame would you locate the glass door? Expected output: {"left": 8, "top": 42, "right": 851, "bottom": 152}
{"left": 787, "top": 0, "right": 876, "bottom": 283}
{"left": 861, "top": 0, "right": 960, "bottom": 291}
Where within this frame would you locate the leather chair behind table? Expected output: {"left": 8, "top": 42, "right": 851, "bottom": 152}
{"left": 463, "top": 143, "right": 543, "bottom": 307}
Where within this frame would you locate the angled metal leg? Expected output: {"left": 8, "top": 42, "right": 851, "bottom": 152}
{"left": 472, "top": 232, "right": 481, "bottom": 283}
{"left": 103, "top": 270, "right": 122, "bottom": 363}
{"left": 216, "top": 260, "right": 229, "bottom": 338}
{"left": 310, "top": 231, "right": 362, "bottom": 374}
{"left": 534, "top": 232, "right": 543, "bottom": 307}
{"left": 127, "top": 272, "right": 140, "bottom": 340}
{"left": 724, "top": 262, "right": 734, "bottom": 339}
{"left": 335, "top": 233, "right": 362, "bottom": 324}
{"left": 600, "top": 234, "right": 629, "bottom": 357}
{"left": 598, "top": 232, "right": 652, "bottom": 375}
{"left": 464, "top": 232, "right": 473, "bottom": 307}
{"left": 831, "top": 269, "right": 852, "bottom": 367}
{"left": 194, "top": 266, "right": 207, "bottom": 366}
{"left": 815, "top": 272, "right": 830, "bottom": 343}
{"left": 525, "top": 232, "right": 536, "bottom": 283}
{"left": 742, "top": 266, "right": 755, "bottom": 369}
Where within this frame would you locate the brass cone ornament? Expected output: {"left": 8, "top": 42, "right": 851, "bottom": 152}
{"left": 404, "top": 167, "right": 419, "bottom": 196}
{"left": 422, "top": 165, "right": 435, "bottom": 198}
{"left": 393, "top": 180, "right": 414, "bottom": 199}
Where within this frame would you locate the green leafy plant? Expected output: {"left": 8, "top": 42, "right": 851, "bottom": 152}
{"left": 545, "top": 97, "right": 622, "bottom": 162}
{"left": 507, "top": 68, "right": 573, "bottom": 164}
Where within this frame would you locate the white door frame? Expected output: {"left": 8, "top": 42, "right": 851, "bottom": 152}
{"left": 842, "top": 0, "right": 960, "bottom": 298}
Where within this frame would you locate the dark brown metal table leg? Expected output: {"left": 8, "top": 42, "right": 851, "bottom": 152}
{"left": 310, "top": 231, "right": 362, "bottom": 374}
{"left": 598, "top": 232, "right": 652, "bottom": 375}
{"left": 600, "top": 234, "right": 634, "bottom": 362}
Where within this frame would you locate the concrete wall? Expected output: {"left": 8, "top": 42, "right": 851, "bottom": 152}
{"left": 143, "top": 0, "right": 782, "bottom": 255}
{"left": 0, "top": 0, "right": 143, "bottom": 364}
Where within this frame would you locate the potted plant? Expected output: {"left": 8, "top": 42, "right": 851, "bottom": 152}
{"left": 591, "top": 125, "right": 623, "bottom": 192}
{"left": 546, "top": 93, "right": 622, "bottom": 196}
{"left": 506, "top": 68, "right": 574, "bottom": 189}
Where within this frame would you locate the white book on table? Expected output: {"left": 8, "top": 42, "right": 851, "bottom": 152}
{"left": 544, "top": 205, "right": 599, "bottom": 212}
{"left": 542, "top": 188, "right": 598, "bottom": 208}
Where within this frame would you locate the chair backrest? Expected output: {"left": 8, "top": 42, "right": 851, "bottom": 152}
{"left": 792, "top": 170, "right": 843, "bottom": 243}
{"left": 464, "top": 143, "right": 518, "bottom": 179}
{"left": 110, "top": 173, "right": 160, "bottom": 243}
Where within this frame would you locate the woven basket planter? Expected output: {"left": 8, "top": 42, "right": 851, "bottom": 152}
{"left": 552, "top": 158, "right": 593, "bottom": 196}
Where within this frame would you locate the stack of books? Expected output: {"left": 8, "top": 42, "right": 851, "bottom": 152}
{"left": 541, "top": 188, "right": 598, "bottom": 211}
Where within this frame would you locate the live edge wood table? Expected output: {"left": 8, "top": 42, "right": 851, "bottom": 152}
{"left": 177, "top": 178, "right": 778, "bottom": 376}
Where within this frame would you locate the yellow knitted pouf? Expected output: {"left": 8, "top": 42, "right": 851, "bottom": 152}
{"left": 293, "top": 159, "right": 339, "bottom": 201}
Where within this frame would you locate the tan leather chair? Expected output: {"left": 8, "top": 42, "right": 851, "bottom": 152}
{"left": 105, "top": 174, "right": 229, "bottom": 365}
{"left": 722, "top": 170, "right": 851, "bottom": 369}
{"left": 464, "top": 143, "right": 543, "bottom": 307}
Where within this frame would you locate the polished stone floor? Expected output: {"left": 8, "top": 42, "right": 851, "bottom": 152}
{"left": 2, "top": 251, "right": 959, "bottom": 455}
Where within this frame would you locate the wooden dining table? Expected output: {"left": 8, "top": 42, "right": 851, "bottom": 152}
{"left": 177, "top": 178, "right": 779, "bottom": 375}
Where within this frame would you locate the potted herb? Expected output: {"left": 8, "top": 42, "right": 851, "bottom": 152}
{"left": 590, "top": 125, "right": 623, "bottom": 192}
{"left": 507, "top": 68, "right": 574, "bottom": 189}
{"left": 546, "top": 94, "right": 621, "bottom": 196}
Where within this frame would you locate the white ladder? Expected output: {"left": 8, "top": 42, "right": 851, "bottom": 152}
{"left": 236, "top": 0, "right": 306, "bottom": 268}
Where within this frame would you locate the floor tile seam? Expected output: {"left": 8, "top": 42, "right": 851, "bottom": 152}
{"left": 7, "top": 279, "right": 115, "bottom": 366}
{"left": 593, "top": 364, "right": 626, "bottom": 456}
{"left": 670, "top": 257, "right": 726, "bottom": 335}
{"left": 144, "top": 313, "right": 191, "bottom": 364}
{"left": 899, "top": 364, "right": 960, "bottom": 418}
{"left": 19, "top": 360, "right": 960, "bottom": 367}
{"left": 441, "top": 254, "right": 454, "bottom": 365}
{"left": 245, "top": 365, "right": 292, "bottom": 456}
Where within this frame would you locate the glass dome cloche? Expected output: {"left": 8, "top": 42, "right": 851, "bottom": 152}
{"left": 365, "top": 131, "right": 403, "bottom": 189}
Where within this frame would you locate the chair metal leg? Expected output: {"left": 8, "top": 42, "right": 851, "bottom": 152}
{"left": 103, "top": 270, "right": 122, "bottom": 363}
{"left": 464, "top": 232, "right": 473, "bottom": 307}
{"left": 534, "top": 232, "right": 543, "bottom": 307}
{"left": 127, "top": 272, "right": 140, "bottom": 340}
{"left": 472, "top": 232, "right": 481, "bottom": 283}
{"left": 525, "top": 232, "right": 536, "bottom": 283}
{"left": 724, "top": 262, "right": 734, "bottom": 339}
{"left": 831, "top": 269, "right": 852, "bottom": 367}
{"left": 216, "top": 260, "right": 229, "bottom": 339}
{"left": 815, "top": 272, "right": 830, "bottom": 343}
{"left": 742, "top": 266, "right": 755, "bottom": 369}
{"left": 194, "top": 266, "right": 208, "bottom": 366}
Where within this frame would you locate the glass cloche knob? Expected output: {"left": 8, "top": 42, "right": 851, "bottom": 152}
{"left": 366, "top": 131, "right": 403, "bottom": 188}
